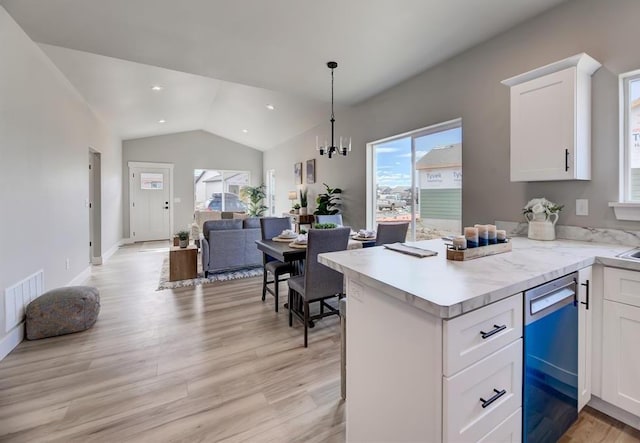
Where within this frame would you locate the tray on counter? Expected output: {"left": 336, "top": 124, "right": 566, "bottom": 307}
{"left": 446, "top": 241, "right": 512, "bottom": 261}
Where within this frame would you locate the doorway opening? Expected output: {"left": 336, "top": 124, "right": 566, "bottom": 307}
{"left": 89, "top": 149, "right": 102, "bottom": 264}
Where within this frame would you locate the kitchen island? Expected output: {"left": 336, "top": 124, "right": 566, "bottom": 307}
{"left": 319, "top": 237, "right": 638, "bottom": 442}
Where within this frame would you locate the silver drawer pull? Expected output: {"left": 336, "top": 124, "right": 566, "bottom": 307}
{"left": 480, "top": 324, "right": 506, "bottom": 339}
{"left": 480, "top": 388, "right": 507, "bottom": 408}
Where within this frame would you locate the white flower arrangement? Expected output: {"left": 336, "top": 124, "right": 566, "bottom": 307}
{"left": 523, "top": 197, "right": 563, "bottom": 221}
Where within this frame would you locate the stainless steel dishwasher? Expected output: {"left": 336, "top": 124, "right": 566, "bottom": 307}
{"left": 523, "top": 272, "right": 579, "bottom": 443}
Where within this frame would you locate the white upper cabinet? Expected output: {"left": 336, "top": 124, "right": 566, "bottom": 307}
{"left": 502, "top": 53, "right": 601, "bottom": 182}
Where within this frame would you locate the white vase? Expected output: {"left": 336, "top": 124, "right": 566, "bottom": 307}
{"left": 526, "top": 212, "right": 558, "bottom": 241}
{"left": 300, "top": 207, "right": 308, "bottom": 216}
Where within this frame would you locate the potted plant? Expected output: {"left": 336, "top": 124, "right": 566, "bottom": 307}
{"left": 240, "top": 184, "right": 268, "bottom": 217}
{"left": 522, "top": 197, "right": 563, "bottom": 241}
{"left": 314, "top": 183, "right": 342, "bottom": 215}
{"left": 299, "top": 189, "right": 308, "bottom": 215}
{"left": 292, "top": 203, "right": 301, "bottom": 214}
{"left": 176, "top": 230, "right": 190, "bottom": 248}
{"left": 313, "top": 223, "right": 337, "bottom": 229}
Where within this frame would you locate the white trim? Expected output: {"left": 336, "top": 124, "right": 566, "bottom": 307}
{"left": 590, "top": 396, "right": 640, "bottom": 430}
{"left": 501, "top": 53, "right": 601, "bottom": 87}
{"left": 91, "top": 257, "right": 103, "bottom": 265}
{"left": 100, "top": 239, "right": 123, "bottom": 263}
{"left": 618, "top": 69, "right": 640, "bottom": 203}
{"left": 127, "top": 161, "right": 175, "bottom": 170}
{"left": 0, "top": 324, "right": 24, "bottom": 361}
{"left": 608, "top": 202, "right": 640, "bottom": 221}
{"left": 121, "top": 237, "right": 135, "bottom": 245}
{"left": 128, "top": 162, "right": 174, "bottom": 241}
{"left": 67, "top": 266, "right": 92, "bottom": 287}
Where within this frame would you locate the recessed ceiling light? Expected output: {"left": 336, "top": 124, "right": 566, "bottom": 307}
{"left": 266, "top": 104, "right": 275, "bottom": 110}
{"left": 242, "top": 129, "right": 249, "bottom": 133}
{"left": 158, "top": 119, "right": 166, "bottom": 124}
{"left": 151, "top": 85, "right": 163, "bottom": 91}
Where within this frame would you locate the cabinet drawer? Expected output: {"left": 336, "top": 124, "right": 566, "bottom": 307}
{"left": 478, "top": 408, "right": 522, "bottom": 443}
{"left": 444, "top": 339, "right": 523, "bottom": 443}
{"left": 604, "top": 267, "right": 640, "bottom": 308}
{"left": 444, "top": 293, "right": 523, "bottom": 376}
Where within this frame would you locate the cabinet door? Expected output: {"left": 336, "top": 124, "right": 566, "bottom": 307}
{"left": 602, "top": 300, "right": 640, "bottom": 416}
{"left": 510, "top": 67, "right": 575, "bottom": 181}
{"left": 578, "top": 266, "right": 592, "bottom": 411}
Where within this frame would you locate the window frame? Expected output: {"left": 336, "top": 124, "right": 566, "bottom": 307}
{"left": 619, "top": 69, "right": 640, "bottom": 203}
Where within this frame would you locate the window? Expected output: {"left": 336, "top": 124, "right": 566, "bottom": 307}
{"left": 622, "top": 71, "right": 640, "bottom": 202}
{"left": 194, "top": 169, "right": 250, "bottom": 212}
{"left": 367, "top": 119, "right": 462, "bottom": 240}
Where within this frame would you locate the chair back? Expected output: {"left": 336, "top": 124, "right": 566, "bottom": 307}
{"left": 260, "top": 217, "right": 292, "bottom": 240}
{"left": 375, "top": 222, "right": 409, "bottom": 246}
{"left": 316, "top": 214, "right": 343, "bottom": 226}
{"left": 304, "top": 228, "right": 350, "bottom": 301}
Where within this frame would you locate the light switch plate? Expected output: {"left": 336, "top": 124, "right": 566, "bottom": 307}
{"left": 576, "top": 199, "right": 589, "bottom": 216}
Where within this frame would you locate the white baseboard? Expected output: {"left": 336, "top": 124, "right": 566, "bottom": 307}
{"left": 589, "top": 395, "right": 640, "bottom": 430}
{"left": 0, "top": 324, "right": 24, "bottom": 361}
{"left": 91, "top": 256, "right": 103, "bottom": 265}
{"left": 101, "top": 240, "right": 123, "bottom": 263}
{"left": 121, "top": 237, "right": 135, "bottom": 245}
{"left": 67, "top": 266, "right": 92, "bottom": 286}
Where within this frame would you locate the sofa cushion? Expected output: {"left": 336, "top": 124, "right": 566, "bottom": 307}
{"left": 203, "top": 219, "right": 243, "bottom": 240}
{"left": 243, "top": 217, "right": 261, "bottom": 229}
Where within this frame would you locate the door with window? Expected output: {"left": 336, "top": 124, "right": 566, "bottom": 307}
{"left": 129, "top": 163, "right": 172, "bottom": 242}
{"left": 369, "top": 120, "right": 462, "bottom": 240}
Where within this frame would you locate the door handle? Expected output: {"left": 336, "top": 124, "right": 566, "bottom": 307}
{"left": 581, "top": 280, "right": 590, "bottom": 310}
{"left": 565, "top": 148, "right": 569, "bottom": 172}
{"left": 480, "top": 324, "right": 506, "bottom": 339}
{"left": 480, "top": 389, "right": 507, "bottom": 408}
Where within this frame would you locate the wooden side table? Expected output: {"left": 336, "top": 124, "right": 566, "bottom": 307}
{"left": 169, "top": 245, "right": 198, "bottom": 281}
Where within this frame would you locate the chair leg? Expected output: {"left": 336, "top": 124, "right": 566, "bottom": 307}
{"left": 274, "top": 273, "right": 279, "bottom": 313}
{"left": 304, "top": 300, "right": 309, "bottom": 348}
{"left": 262, "top": 268, "right": 267, "bottom": 301}
{"left": 288, "top": 289, "right": 293, "bottom": 327}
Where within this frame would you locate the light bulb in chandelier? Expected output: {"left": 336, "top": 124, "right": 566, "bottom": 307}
{"left": 316, "top": 61, "right": 351, "bottom": 158}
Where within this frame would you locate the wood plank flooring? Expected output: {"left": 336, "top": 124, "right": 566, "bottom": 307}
{"left": 0, "top": 241, "right": 638, "bottom": 442}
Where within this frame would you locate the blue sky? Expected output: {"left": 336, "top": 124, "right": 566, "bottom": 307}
{"left": 375, "top": 127, "right": 462, "bottom": 188}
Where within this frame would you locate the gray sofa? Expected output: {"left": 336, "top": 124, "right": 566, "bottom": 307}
{"left": 201, "top": 218, "right": 262, "bottom": 275}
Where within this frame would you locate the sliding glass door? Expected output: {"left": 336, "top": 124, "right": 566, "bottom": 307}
{"left": 369, "top": 119, "right": 462, "bottom": 241}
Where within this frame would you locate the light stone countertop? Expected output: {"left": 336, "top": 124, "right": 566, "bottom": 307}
{"left": 319, "top": 237, "right": 640, "bottom": 319}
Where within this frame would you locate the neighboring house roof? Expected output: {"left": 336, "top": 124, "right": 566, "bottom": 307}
{"left": 416, "top": 143, "right": 462, "bottom": 170}
{"left": 632, "top": 98, "right": 640, "bottom": 109}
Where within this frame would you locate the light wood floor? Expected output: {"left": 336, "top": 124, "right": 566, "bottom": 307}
{"left": 0, "top": 242, "right": 638, "bottom": 442}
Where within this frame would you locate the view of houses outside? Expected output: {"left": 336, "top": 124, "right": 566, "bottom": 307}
{"left": 374, "top": 126, "right": 462, "bottom": 240}
{"left": 194, "top": 169, "right": 250, "bottom": 211}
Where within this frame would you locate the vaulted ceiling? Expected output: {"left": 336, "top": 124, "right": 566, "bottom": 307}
{"left": 2, "top": 0, "right": 567, "bottom": 149}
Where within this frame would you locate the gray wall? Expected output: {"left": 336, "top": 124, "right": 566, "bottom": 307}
{"left": 122, "top": 130, "right": 263, "bottom": 236}
{"left": 0, "top": 6, "right": 122, "bottom": 349}
{"left": 264, "top": 0, "right": 640, "bottom": 232}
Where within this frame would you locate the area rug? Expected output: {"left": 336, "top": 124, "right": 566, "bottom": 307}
{"left": 157, "top": 256, "right": 263, "bottom": 290}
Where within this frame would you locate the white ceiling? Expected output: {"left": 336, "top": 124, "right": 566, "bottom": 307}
{"left": 2, "top": 0, "right": 567, "bottom": 148}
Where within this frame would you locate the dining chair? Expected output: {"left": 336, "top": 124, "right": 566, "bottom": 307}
{"left": 315, "top": 214, "right": 343, "bottom": 226}
{"left": 287, "top": 227, "right": 350, "bottom": 347}
{"left": 375, "top": 222, "right": 410, "bottom": 246}
{"left": 260, "top": 217, "right": 295, "bottom": 312}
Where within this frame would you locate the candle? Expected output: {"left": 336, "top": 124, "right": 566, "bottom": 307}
{"left": 475, "top": 224, "right": 489, "bottom": 246}
{"left": 453, "top": 235, "right": 467, "bottom": 250}
{"left": 464, "top": 227, "right": 479, "bottom": 248}
{"left": 497, "top": 230, "right": 507, "bottom": 243}
{"left": 487, "top": 224, "right": 497, "bottom": 244}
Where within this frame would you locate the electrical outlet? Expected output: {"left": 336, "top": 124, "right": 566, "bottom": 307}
{"left": 65, "top": 258, "right": 70, "bottom": 270}
{"left": 576, "top": 199, "right": 589, "bottom": 216}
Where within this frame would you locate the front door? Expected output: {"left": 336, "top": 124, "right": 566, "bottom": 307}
{"left": 129, "top": 164, "right": 172, "bottom": 242}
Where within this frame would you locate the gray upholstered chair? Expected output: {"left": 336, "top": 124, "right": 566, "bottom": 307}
{"left": 287, "top": 227, "right": 350, "bottom": 347}
{"left": 315, "top": 214, "right": 344, "bottom": 226}
{"left": 260, "top": 217, "right": 295, "bottom": 312}
{"left": 375, "top": 222, "right": 409, "bottom": 246}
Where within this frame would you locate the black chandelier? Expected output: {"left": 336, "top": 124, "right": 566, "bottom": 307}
{"left": 316, "top": 61, "right": 351, "bottom": 158}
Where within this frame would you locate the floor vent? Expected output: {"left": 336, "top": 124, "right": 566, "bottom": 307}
{"left": 5, "top": 270, "right": 44, "bottom": 332}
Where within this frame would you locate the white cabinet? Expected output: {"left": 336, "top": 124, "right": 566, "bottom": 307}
{"left": 502, "top": 53, "right": 601, "bottom": 182}
{"left": 602, "top": 268, "right": 640, "bottom": 417}
{"left": 577, "top": 266, "right": 592, "bottom": 411}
